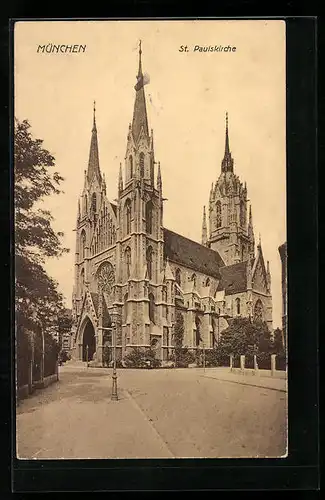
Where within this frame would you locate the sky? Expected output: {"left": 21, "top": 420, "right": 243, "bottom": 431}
{"left": 14, "top": 20, "right": 286, "bottom": 328}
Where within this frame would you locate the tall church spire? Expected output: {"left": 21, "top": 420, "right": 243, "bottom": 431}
{"left": 87, "top": 101, "right": 101, "bottom": 184}
{"left": 221, "top": 112, "right": 234, "bottom": 173}
{"left": 131, "top": 40, "right": 149, "bottom": 144}
{"left": 201, "top": 206, "right": 208, "bottom": 246}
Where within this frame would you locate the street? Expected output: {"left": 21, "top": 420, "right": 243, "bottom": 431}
{"left": 16, "top": 363, "right": 287, "bottom": 459}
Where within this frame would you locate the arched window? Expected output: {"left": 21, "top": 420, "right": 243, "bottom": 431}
{"left": 195, "top": 315, "right": 201, "bottom": 346}
{"left": 125, "top": 198, "right": 131, "bottom": 234}
{"left": 175, "top": 268, "right": 181, "bottom": 286}
{"left": 149, "top": 293, "right": 155, "bottom": 323}
{"left": 125, "top": 247, "right": 131, "bottom": 280}
{"left": 129, "top": 155, "right": 133, "bottom": 179}
{"left": 146, "top": 201, "right": 153, "bottom": 234}
{"left": 139, "top": 152, "right": 145, "bottom": 177}
{"left": 146, "top": 246, "right": 153, "bottom": 280}
{"left": 240, "top": 200, "right": 245, "bottom": 227}
{"left": 236, "top": 297, "right": 241, "bottom": 315}
{"left": 205, "top": 277, "right": 211, "bottom": 287}
{"left": 191, "top": 273, "right": 197, "bottom": 288}
{"left": 123, "top": 293, "right": 128, "bottom": 324}
{"left": 254, "top": 299, "right": 264, "bottom": 323}
{"left": 80, "top": 230, "right": 86, "bottom": 260}
{"left": 216, "top": 200, "right": 222, "bottom": 228}
{"left": 91, "top": 193, "right": 97, "bottom": 213}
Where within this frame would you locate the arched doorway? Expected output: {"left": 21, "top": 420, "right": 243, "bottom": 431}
{"left": 82, "top": 318, "right": 96, "bottom": 362}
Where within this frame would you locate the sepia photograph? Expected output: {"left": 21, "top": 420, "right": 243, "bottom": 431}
{"left": 14, "top": 19, "right": 287, "bottom": 459}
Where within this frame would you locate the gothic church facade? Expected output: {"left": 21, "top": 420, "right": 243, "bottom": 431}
{"left": 70, "top": 44, "right": 273, "bottom": 365}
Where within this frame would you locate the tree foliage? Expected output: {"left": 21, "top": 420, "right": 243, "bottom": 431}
{"left": 218, "top": 317, "right": 271, "bottom": 357}
{"left": 15, "top": 118, "right": 69, "bottom": 334}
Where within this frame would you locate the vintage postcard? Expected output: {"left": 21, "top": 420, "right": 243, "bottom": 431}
{"left": 14, "top": 19, "right": 287, "bottom": 459}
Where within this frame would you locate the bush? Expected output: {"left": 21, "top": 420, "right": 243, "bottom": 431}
{"left": 169, "top": 347, "right": 195, "bottom": 368}
{"left": 123, "top": 347, "right": 161, "bottom": 368}
{"left": 256, "top": 352, "right": 271, "bottom": 370}
{"left": 16, "top": 327, "right": 32, "bottom": 388}
{"left": 276, "top": 352, "right": 287, "bottom": 371}
{"left": 245, "top": 354, "right": 254, "bottom": 369}
{"left": 232, "top": 355, "right": 240, "bottom": 368}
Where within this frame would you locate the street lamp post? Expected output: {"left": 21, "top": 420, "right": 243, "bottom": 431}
{"left": 102, "top": 322, "right": 118, "bottom": 401}
{"left": 86, "top": 345, "right": 89, "bottom": 368}
{"left": 202, "top": 342, "right": 206, "bottom": 373}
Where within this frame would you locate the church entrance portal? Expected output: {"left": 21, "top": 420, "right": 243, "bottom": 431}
{"left": 82, "top": 319, "right": 96, "bottom": 362}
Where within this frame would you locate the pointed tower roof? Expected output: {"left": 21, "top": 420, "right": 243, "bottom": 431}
{"left": 118, "top": 162, "right": 123, "bottom": 194}
{"left": 201, "top": 205, "right": 207, "bottom": 246}
{"left": 164, "top": 257, "right": 175, "bottom": 281}
{"left": 131, "top": 41, "right": 149, "bottom": 144}
{"left": 157, "top": 161, "right": 162, "bottom": 190}
{"left": 87, "top": 101, "right": 102, "bottom": 184}
{"left": 221, "top": 112, "right": 234, "bottom": 173}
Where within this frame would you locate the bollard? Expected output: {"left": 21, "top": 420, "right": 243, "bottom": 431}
{"left": 230, "top": 354, "right": 233, "bottom": 371}
{"left": 254, "top": 354, "right": 258, "bottom": 374}
{"left": 271, "top": 354, "right": 276, "bottom": 376}
{"left": 240, "top": 355, "right": 245, "bottom": 372}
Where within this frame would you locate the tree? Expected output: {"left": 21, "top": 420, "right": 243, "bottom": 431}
{"left": 271, "top": 327, "right": 284, "bottom": 354}
{"left": 58, "top": 308, "right": 73, "bottom": 348}
{"left": 15, "top": 119, "right": 69, "bottom": 339}
{"left": 218, "top": 317, "right": 271, "bottom": 357}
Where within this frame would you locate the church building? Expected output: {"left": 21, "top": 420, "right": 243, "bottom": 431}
{"left": 70, "top": 43, "right": 273, "bottom": 365}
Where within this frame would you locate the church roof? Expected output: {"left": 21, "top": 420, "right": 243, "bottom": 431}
{"left": 163, "top": 228, "right": 224, "bottom": 279}
{"left": 217, "top": 261, "right": 249, "bottom": 295}
{"left": 110, "top": 203, "right": 117, "bottom": 217}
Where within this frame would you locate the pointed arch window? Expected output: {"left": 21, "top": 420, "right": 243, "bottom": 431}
{"left": 191, "top": 273, "right": 197, "bottom": 288}
{"left": 125, "top": 198, "right": 131, "bottom": 235}
{"left": 91, "top": 193, "right": 97, "bottom": 214}
{"left": 80, "top": 230, "right": 86, "bottom": 261}
{"left": 195, "top": 315, "right": 201, "bottom": 346}
{"left": 149, "top": 293, "right": 155, "bottom": 323}
{"left": 123, "top": 293, "right": 128, "bottom": 324}
{"left": 216, "top": 200, "right": 222, "bottom": 228}
{"left": 146, "top": 200, "right": 153, "bottom": 234}
{"left": 254, "top": 299, "right": 264, "bottom": 323}
{"left": 146, "top": 246, "right": 153, "bottom": 280}
{"left": 129, "top": 155, "right": 133, "bottom": 179}
{"left": 235, "top": 297, "right": 241, "bottom": 315}
{"left": 240, "top": 200, "right": 245, "bottom": 227}
{"left": 139, "top": 152, "right": 145, "bottom": 177}
{"left": 175, "top": 268, "right": 181, "bottom": 287}
{"left": 80, "top": 268, "right": 85, "bottom": 296}
{"left": 125, "top": 247, "right": 131, "bottom": 280}
{"left": 205, "top": 277, "right": 211, "bottom": 287}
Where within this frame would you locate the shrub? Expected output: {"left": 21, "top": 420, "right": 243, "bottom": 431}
{"left": 256, "top": 351, "right": 271, "bottom": 370}
{"left": 275, "top": 352, "right": 287, "bottom": 371}
{"left": 123, "top": 347, "right": 161, "bottom": 368}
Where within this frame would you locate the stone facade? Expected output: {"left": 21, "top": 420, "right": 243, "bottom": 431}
{"left": 70, "top": 44, "right": 273, "bottom": 365}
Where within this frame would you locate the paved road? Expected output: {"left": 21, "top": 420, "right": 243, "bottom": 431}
{"left": 16, "top": 363, "right": 287, "bottom": 459}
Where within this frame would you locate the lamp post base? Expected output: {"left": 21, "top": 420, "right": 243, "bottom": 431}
{"left": 111, "top": 371, "right": 118, "bottom": 401}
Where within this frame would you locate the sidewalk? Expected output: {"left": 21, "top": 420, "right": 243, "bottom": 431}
{"left": 16, "top": 369, "right": 174, "bottom": 459}
{"left": 202, "top": 367, "right": 287, "bottom": 392}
